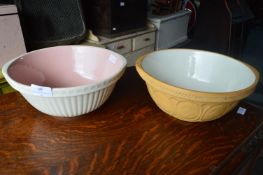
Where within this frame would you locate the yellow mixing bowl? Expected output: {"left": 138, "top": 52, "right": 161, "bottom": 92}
{"left": 136, "top": 49, "right": 259, "bottom": 122}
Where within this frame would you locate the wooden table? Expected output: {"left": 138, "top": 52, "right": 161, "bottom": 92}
{"left": 1, "top": 68, "right": 263, "bottom": 175}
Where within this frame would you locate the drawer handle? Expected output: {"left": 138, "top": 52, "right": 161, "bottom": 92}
{"left": 144, "top": 38, "right": 151, "bottom": 42}
{"left": 117, "top": 45, "right": 125, "bottom": 50}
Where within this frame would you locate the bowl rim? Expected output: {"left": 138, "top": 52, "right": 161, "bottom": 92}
{"left": 135, "top": 48, "right": 260, "bottom": 99}
{"left": 2, "top": 45, "right": 127, "bottom": 97}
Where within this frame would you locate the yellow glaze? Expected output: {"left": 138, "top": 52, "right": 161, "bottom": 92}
{"left": 0, "top": 71, "right": 4, "bottom": 83}
{"left": 136, "top": 55, "right": 260, "bottom": 122}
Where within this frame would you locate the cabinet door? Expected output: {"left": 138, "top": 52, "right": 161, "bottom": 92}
{"left": 133, "top": 32, "right": 155, "bottom": 51}
{"left": 106, "top": 38, "right": 132, "bottom": 55}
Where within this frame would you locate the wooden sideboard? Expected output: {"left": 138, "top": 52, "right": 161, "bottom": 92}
{"left": 0, "top": 68, "right": 263, "bottom": 175}
{"left": 82, "top": 27, "right": 156, "bottom": 67}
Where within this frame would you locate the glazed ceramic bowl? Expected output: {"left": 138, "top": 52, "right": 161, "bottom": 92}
{"left": 136, "top": 49, "right": 259, "bottom": 122}
{"left": 2, "top": 45, "right": 127, "bottom": 117}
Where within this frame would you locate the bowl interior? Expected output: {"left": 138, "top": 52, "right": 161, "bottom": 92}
{"left": 141, "top": 49, "right": 257, "bottom": 93}
{"left": 7, "top": 46, "right": 126, "bottom": 88}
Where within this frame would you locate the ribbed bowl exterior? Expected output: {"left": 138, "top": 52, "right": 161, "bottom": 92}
{"left": 2, "top": 46, "right": 127, "bottom": 117}
{"left": 22, "top": 84, "right": 115, "bottom": 117}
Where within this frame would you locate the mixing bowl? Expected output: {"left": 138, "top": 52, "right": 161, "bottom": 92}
{"left": 2, "top": 45, "right": 127, "bottom": 117}
{"left": 136, "top": 49, "right": 259, "bottom": 122}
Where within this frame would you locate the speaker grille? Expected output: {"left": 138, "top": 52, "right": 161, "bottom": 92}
{"left": 16, "top": 0, "right": 86, "bottom": 50}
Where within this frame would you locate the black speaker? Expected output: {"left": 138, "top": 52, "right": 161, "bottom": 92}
{"left": 82, "top": 0, "right": 148, "bottom": 38}
{"left": 15, "top": 0, "right": 87, "bottom": 51}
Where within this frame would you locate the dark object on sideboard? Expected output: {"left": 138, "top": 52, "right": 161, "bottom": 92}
{"left": 151, "top": 0, "right": 182, "bottom": 15}
{"left": 82, "top": 0, "right": 148, "bottom": 38}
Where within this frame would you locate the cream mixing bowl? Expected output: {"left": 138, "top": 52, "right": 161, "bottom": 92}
{"left": 2, "top": 45, "right": 127, "bottom": 117}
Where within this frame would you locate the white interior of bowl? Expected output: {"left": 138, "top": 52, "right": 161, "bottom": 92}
{"left": 6, "top": 46, "right": 126, "bottom": 88}
{"left": 141, "top": 49, "right": 257, "bottom": 93}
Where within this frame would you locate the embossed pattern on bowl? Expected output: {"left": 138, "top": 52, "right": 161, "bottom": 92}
{"left": 136, "top": 49, "right": 259, "bottom": 122}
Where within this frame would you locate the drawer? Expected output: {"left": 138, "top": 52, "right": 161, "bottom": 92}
{"left": 133, "top": 32, "right": 155, "bottom": 51}
{"left": 106, "top": 38, "right": 132, "bottom": 55}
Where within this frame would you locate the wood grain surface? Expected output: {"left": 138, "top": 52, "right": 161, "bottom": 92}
{"left": 0, "top": 68, "right": 263, "bottom": 175}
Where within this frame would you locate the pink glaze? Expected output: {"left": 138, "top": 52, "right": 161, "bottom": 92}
{"left": 7, "top": 46, "right": 126, "bottom": 88}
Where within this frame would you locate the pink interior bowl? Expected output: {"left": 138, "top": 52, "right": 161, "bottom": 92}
{"left": 2, "top": 45, "right": 127, "bottom": 117}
